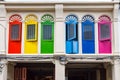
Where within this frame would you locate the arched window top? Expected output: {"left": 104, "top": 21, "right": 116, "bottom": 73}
{"left": 82, "top": 15, "right": 94, "bottom": 22}
{"left": 99, "top": 15, "right": 111, "bottom": 22}
{"left": 9, "top": 14, "right": 22, "bottom": 22}
{"left": 25, "top": 14, "right": 38, "bottom": 22}
{"left": 65, "top": 15, "right": 78, "bottom": 22}
{"left": 41, "top": 14, "right": 54, "bottom": 22}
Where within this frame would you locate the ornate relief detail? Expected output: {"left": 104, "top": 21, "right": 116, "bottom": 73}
{"left": 65, "top": 15, "right": 78, "bottom": 22}
{"left": 9, "top": 14, "right": 22, "bottom": 22}
{"left": 41, "top": 14, "right": 54, "bottom": 22}
{"left": 82, "top": 15, "right": 94, "bottom": 22}
{"left": 99, "top": 15, "right": 111, "bottom": 22}
{"left": 25, "top": 14, "right": 38, "bottom": 22}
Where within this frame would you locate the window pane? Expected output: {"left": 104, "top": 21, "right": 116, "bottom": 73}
{"left": 43, "top": 25, "right": 52, "bottom": 40}
{"left": 27, "top": 24, "right": 35, "bottom": 40}
{"left": 100, "top": 24, "right": 110, "bottom": 40}
{"left": 68, "top": 24, "right": 76, "bottom": 40}
{"left": 11, "top": 24, "right": 19, "bottom": 40}
{"left": 83, "top": 25, "right": 93, "bottom": 40}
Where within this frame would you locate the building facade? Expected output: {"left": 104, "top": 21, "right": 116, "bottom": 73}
{"left": 0, "top": 0, "right": 120, "bottom": 80}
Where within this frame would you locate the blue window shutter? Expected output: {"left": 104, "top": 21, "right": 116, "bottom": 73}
{"left": 82, "top": 21, "right": 95, "bottom": 53}
{"left": 67, "top": 22, "right": 76, "bottom": 40}
{"left": 73, "top": 41, "right": 78, "bottom": 53}
{"left": 66, "top": 41, "right": 73, "bottom": 53}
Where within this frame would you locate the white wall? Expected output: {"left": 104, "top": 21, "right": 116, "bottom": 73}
{"left": 0, "top": 25, "right": 6, "bottom": 54}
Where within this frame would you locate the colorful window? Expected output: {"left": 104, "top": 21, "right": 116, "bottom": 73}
{"left": 8, "top": 14, "right": 22, "bottom": 54}
{"left": 41, "top": 14, "right": 54, "bottom": 54}
{"left": 43, "top": 25, "right": 52, "bottom": 40}
{"left": 65, "top": 15, "right": 78, "bottom": 54}
{"left": 10, "top": 24, "right": 20, "bottom": 40}
{"left": 98, "top": 15, "right": 112, "bottom": 53}
{"left": 27, "top": 24, "right": 36, "bottom": 40}
{"left": 82, "top": 15, "right": 95, "bottom": 53}
{"left": 25, "top": 15, "right": 38, "bottom": 41}
{"left": 24, "top": 14, "right": 38, "bottom": 54}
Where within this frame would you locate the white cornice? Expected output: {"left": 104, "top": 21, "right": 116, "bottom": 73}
{"left": 0, "top": 1, "right": 119, "bottom": 5}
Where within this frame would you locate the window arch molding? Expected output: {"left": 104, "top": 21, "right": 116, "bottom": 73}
{"left": 41, "top": 14, "right": 54, "bottom": 23}
{"left": 82, "top": 15, "right": 95, "bottom": 22}
{"left": 9, "top": 14, "right": 22, "bottom": 22}
{"left": 98, "top": 15, "right": 111, "bottom": 22}
{"left": 25, "top": 14, "right": 38, "bottom": 22}
{"left": 65, "top": 14, "right": 78, "bottom": 23}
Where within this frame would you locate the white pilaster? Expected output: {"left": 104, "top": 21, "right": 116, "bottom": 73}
{"left": 54, "top": 4, "right": 65, "bottom": 54}
{"left": 0, "top": 5, "right": 7, "bottom": 54}
{"left": 55, "top": 60, "right": 65, "bottom": 80}
{"left": 0, "top": 60, "right": 8, "bottom": 80}
{"left": 95, "top": 20, "right": 98, "bottom": 54}
{"left": 113, "top": 3, "right": 119, "bottom": 54}
{"left": 112, "top": 59, "right": 120, "bottom": 80}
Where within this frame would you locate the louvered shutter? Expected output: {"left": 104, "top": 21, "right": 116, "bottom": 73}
{"left": 43, "top": 25, "right": 52, "bottom": 40}
{"left": 27, "top": 24, "right": 35, "bottom": 40}
{"left": 100, "top": 23, "right": 110, "bottom": 40}
{"left": 83, "top": 25, "right": 93, "bottom": 40}
{"left": 11, "top": 24, "right": 20, "bottom": 40}
{"left": 67, "top": 23, "right": 76, "bottom": 40}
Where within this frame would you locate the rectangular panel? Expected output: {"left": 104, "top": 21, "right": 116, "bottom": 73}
{"left": 67, "top": 23, "right": 76, "bottom": 40}
{"left": 73, "top": 41, "right": 78, "bottom": 53}
{"left": 100, "top": 24, "right": 110, "bottom": 40}
{"left": 27, "top": 24, "right": 35, "bottom": 40}
{"left": 11, "top": 24, "right": 20, "bottom": 40}
{"left": 43, "top": 25, "right": 52, "bottom": 40}
{"left": 66, "top": 41, "right": 72, "bottom": 53}
{"left": 83, "top": 25, "right": 93, "bottom": 40}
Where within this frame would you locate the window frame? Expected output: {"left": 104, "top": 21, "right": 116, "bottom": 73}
{"left": 98, "top": 22, "right": 111, "bottom": 41}
{"left": 26, "top": 23, "right": 38, "bottom": 41}
{"left": 41, "top": 21, "right": 54, "bottom": 41}
{"left": 9, "top": 22, "right": 22, "bottom": 41}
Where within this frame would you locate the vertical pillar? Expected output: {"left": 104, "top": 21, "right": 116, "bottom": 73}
{"left": 95, "top": 20, "right": 98, "bottom": 54}
{"left": 112, "top": 59, "right": 120, "bottom": 80}
{"left": 54, "top": 4, "right": 65, "bottom": 54}
{"left": 78, "top": 21, "right": 82, "bottom": 54}
{"left": 0, "top": 60, "right": 8, "bottom": 80}
{"left": 104, "top": 63, "right": 112, "bottom": 80}
{"left": 96, "top": 69, "right": 100, "bottom": 80}
{"left": 0, "top": 5, "right": 7, "bottom": 54}
{"left": 113, "top": 3, "right": 119, "bottom": 53}
{"left": 8, "top": 63, "right": 16, "bottom": 80}
{"left": 55, "top": 60, "right": 65, "bottom": 80}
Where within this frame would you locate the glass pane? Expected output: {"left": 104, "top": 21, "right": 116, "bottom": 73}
{"left": 83, "top": 25, "right": 93, "bottom": 40}
{"left": 11, "top": 24, "right": 19, "bottom": 40}
{"left": 27, "top": 24, "right": 35, "bottom": 39}
{"left": 100, "top": 24, "right": 110, "bottom": 40}
{"left": 68, "top": 24, "right": 76, "bottom": 40}
{"left": 43, "top": 25, "right": 52, "bottom": 40}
